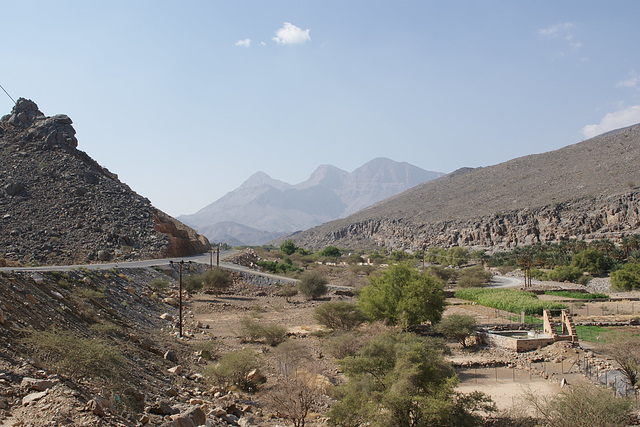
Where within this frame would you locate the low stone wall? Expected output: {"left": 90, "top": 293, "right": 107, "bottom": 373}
{"left": 230, "top": 269, "right": 297, "bottom": 287}
{"left": 482, "top": 331, "right": 555, "bottom": 353}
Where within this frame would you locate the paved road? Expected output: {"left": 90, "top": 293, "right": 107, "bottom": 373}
{"left": 0, "top": 251, "right": 235, "bottom": 272}
{"left": 489, "top": 275, "right": 525, "bottom": 288}
{"left": 0, "top": 250, "right": 304, "bottom": 285}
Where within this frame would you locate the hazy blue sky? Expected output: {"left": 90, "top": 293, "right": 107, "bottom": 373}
{"left": 2, "top": 1, "right": 639, "bottom": 217}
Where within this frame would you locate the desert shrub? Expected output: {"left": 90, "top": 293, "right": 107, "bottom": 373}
{"left": 276, "top": 283, "right": 299, "bottom": 302}
{"left": 345, "top": 253, "right": 365, "bottom": 265}
{"left": 358, "top": 263, "right": 445, "bottom": 329}
{"left": 602, "top": 337, "right": 640, "bottom": 388}
{"left": 297, "top": 271, "right": 329, "bottom": 300}
{"left": 203, "top": 349, "right": 260, "bottom": 392}
{"left": 525, "top": 383, "right": 635, "bottom": 427}
{"left": 149, "top": 277, "right": 170, "bottom": 290}
{"left": 258, "top": 260, "right": 303, "bottom": 274}
{"left": 239, "top": 317, "right": 287, "bottom": 346}
{"left": 182, "top": 273, "right": 204, "bottom": 294}
{"left": 456, "top": 266, "right": 493, "bottom": 288}
{"left": 203, "top": 267, "right": 233, "bottom": 294}
{"left": 22, "top": 329, "right": 126, "bottom": 382}
{"left": 426, "top": 265, "right": 458, "bottom": 283}
{"left": 192, "top": 340, "right": 221, "bottom": 361}
{"left": 435, "top": 314, "right": 478, "bottom": 348}
{"left": 611, "top": 262, "right": 640, "bottom": 291}
{"left": 314, "top": 302, "right": 364, "bottom": 331}
{"left": 545, "top": 265, "right": 584, "bottom": 283}
{"left": 266, "top": 341, "right": 325, "bottom": 427}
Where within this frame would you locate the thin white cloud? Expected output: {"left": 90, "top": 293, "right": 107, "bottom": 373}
{"left": 581, "top": 105, "right": 640, "bottom": 138}
{"left": 235, "top": 39, "right": 251, "bottom": 47}
{"left": 272, "top": 22, "right": 310, "bottom": 45}
{"left": 617, "top": 70, "right": 639, "bottom": 89}
{"left": 537, "top": 22, "right": 582, "bottom": 50}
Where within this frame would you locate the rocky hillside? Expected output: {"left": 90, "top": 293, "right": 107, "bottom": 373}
{"left": 179, "top": 158, "right": 441, "bottom": 245}
{"left": 288, "top": 123, "right": 640, "bottom": 251}
{"left": 0, "top": 99, "right": 210, "bottom": 266}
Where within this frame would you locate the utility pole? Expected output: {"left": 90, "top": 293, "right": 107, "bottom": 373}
{"left": 169, "top": 260, "right": 191, "bottom": 337}
{"left": 217, "top": 244, "right": 220, "bottom": 267}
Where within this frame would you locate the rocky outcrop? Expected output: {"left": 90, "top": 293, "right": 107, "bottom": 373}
{"left": 297, "top": 191, "right": 640, "bottom": 252}
{"left": 0, "top": 98, "right": 209, "bottom": 265}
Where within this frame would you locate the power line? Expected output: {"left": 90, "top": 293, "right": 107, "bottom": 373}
{"left": 0, "top": 83, "right": 16, "bottom": 104}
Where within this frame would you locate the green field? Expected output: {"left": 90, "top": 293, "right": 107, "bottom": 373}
{"left": 455, "top": 288, "right": 567, "bottom": 315}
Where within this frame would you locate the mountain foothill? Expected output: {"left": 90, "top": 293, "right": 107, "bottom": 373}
{"left": 0, "top": 98, "right": 210, "bottom": 266}
{"left": 288, "top": 123, "right": 640, "bottom": 252}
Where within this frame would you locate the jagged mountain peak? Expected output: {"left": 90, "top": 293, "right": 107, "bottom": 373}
{"left": 239, "top": 171, "right": 291, "bottom": 191}
{"left": 181, "top": 158, "right": 442, "bottom": 245}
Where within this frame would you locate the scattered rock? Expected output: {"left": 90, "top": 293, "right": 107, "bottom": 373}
{"left": 148, "top": 400, "right": 177, "bottom": 416}
{"left": 160, "top": 313, "right": 175, "bottom": 321}
{"left": 22, "top": 390, "right": 47, "bottom": 406}
{"left": 85, "top": 397, "right": 113, "bottom": 416}
{"left": 21, "top": 377, "right": 54, "bottom": 391}
{"left": 168, "top": 365, "right": 183, "bottom": 375}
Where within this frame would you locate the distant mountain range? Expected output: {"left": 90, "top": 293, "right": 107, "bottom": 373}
{"left": 179, "top": 158, "right": 443, "bottom": 245}
{"left": 287, "top": 123, "right": 640, "bottom": 252}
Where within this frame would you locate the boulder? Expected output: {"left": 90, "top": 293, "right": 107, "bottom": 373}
{"left": 85, "top": 397, "right": 113, "bottom": 416}
{"left": 164, "top": 350, "right": 178, "bottom": 363}
{"left": 148, "top": 399, "right": 177, "bottom": 415}
{"left": 20, "top": 377, "right": 54, "bottom": 391}
{"left": 169, "top": 406, "right": 206, "bottom": 427}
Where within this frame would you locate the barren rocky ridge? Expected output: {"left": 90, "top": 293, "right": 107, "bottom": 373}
{"left": 289, "top": 123, "right": 640, "bottom": 251}
{"left": 0, "top": 99, "right": 210, "bottom": 266}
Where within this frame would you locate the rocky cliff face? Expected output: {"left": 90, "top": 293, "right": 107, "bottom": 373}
{"left": 300, "top": 191, "right": 640, "bottom": 252}
{"left": 0, "top": 98, "right": 209, "bottom": 265}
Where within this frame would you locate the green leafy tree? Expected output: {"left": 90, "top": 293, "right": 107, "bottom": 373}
{"left": 280, "top": 239, "right": 297, "bottom": 256}
{"left": 435, "top": 314, "right": 478, "bottom": 348}
{"left": 358, "top": 263, "right": 446, "bottom": 329}
{"left": 328, "top": 332, "right": 494, "bottom": 427}
{"left": 425, "top": 247, "right": 448, "bottom": 265}
{"left": 571, "top": 248, "right": 614, "bottom": 275}
{"left": 447, "top": 247, "right": 470, "bottom": 267}
{"left": 297, "top": 271, "right": 329, "bottom": 300}
{"left": 319, "top": 245, "right": 342, "bottom": 258}
{"left": 611, "top": 262, "right": 640, "bottom": 291}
